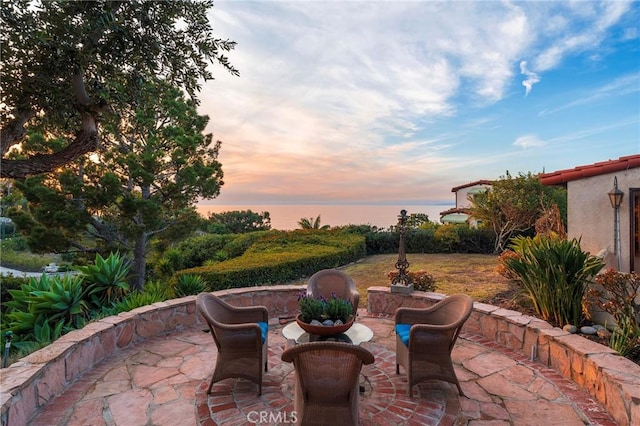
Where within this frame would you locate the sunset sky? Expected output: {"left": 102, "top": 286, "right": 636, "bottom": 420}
{"left": 198, "top": 0, "right": 639, "bottom": 207}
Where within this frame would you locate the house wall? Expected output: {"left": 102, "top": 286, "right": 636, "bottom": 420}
{"left": 566, "top": 168, "right": 638, "bottom": 273}
{"left": 454, "top": 183, "right": 491, "bottom": 208}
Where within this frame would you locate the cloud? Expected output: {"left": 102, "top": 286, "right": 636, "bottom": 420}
{"left": 539, "top": 74, "right": 640, "bottom": 115}
{"left": 199, "top": 1, "right": 636, "bottom": 205}
{"left": 520, "top": 61, "right": 540, "bottom": 96}
{"left": 533, "top": 1, "right": 632, "bottom": 71}
{"left": 513, "top": 135, "right": 547, "bottom": 149}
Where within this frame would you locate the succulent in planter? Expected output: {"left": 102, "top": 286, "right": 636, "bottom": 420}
{"left": 297, "top": 292, "right": 354, "bottom": 326}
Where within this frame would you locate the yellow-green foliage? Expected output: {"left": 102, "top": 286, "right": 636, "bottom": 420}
{"left": 175, "top": 230, "right": 366, "bottom": 290}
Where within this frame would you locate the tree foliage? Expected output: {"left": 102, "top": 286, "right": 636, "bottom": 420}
{"left": 9, "top": 81, "right": 225, "bottom": 290}
{"left": 468, "top": 171, "right": 566, "bottom": 253}
{"left": 298, "top": 215, "right": 330, "bottom": 230}
{"left": 206, "top": 210, "right": 272, "bottom": 234}
{"left": 1, "top": 0, "right": 237, "bottom": 178}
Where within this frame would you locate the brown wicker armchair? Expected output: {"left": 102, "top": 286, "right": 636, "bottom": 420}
{"left": 307, "top": 269, "right": 359, "bottom": 313}
{"left": 395, "top": 294, "right": 473, "bottom": 396}
{"left": 281, "top": 341, "right": 374, "bottom": 426}
{"left": 196, "top": 293, "right": 269, "bottom": 395}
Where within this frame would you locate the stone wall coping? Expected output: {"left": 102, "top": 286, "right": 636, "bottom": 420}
{"left": 366, "top": 286, "right": 639, "bottom": 426}
{"left": 1, "top": 284, "right": 637, "bottom": 426}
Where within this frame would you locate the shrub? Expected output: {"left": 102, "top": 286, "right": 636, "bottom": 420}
{"left": 113, "top": 281, "right": 173, "bottom": 312}
{"left": 496, "top": 250, "right": 521, "bottom": 281}
{"left": 434, "top": 224, "right": 461, "bottom": 253}
{"left": 364, "top": 227, "right": 495, "bottom": 255}
{"left": 176, "top": 230, "right": 366, "bottom": 290}
{"left": 505, "top": 235, "right": 605, "bottom": 326}
{"left": 0, "top": 274, "right": 28, "bottom": 314}
{"left": 387, "top": 269, "right": 436, "bottom": 292}
{"left": 174, "top": 274, "right": 207, "bottom": 297}
{"left": 588, "top": 269, "right": 640, "bottom": 356}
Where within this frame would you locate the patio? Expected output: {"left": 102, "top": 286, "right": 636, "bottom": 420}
{"left": 26, "top": 310, "right": 615, "bottom": 426}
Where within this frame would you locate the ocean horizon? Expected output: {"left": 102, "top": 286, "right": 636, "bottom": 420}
{"left": 196, "top": 203, "right": 455, "bottom": 230}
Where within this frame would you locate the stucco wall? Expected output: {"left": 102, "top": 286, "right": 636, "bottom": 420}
{"left": 566, "top": 168, "right": 638, "bottom": 273}
{"left": 455, "top": 183, "right": 490, "bottom": 208}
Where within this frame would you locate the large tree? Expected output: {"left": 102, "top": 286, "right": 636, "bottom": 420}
{"left": 1, "top": 0, "right": 237, "bottom": 178}
{"left": 468, "top": 171, "right": 566, "bottom": 253}
{"left": 11, "top": 81, "right": 224, "bottom": 291}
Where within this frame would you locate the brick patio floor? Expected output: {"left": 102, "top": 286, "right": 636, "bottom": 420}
{"left": 28, "top": 311, "right": 616, "bottom": 426}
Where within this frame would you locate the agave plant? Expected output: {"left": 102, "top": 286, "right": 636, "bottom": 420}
{"left": 5, "top": 274, "right": 86, "bottom": 342}
{"left": 78, "top": 252, "right": 131, "bottom": 309}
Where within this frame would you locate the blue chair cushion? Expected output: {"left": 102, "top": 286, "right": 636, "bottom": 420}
{"left": 258, "top": 322, "right": 268, "bottom": 344}
{"left": 395, "top": 323, "right": 412, "bottom": 347}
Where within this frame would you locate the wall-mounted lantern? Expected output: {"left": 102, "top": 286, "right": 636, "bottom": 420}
{"left": 608, "top": 176, "right": 623, "bottom": 270}
{"left": 608, "top": 176, "right": 624, "bottom": 209}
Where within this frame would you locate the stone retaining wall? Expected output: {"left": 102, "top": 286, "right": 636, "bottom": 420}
{"left": 0, "top": 285, "right": 304, "bottom": 426}
{"left": 2, "top": 285, "right": 637, "bottom": 425}
{"left": 367, "top": 286, "right": 639, "bottom": 426}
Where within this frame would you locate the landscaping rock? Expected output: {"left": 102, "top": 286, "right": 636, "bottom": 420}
{"left": 563, "top": 325, "right": 578, "bottom": 334}
{"left": 580, "top": 326, "right": 597, "bottom": 335}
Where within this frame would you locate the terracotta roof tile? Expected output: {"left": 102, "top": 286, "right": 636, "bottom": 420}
{"left": 451, "top": 179, "right": 493, "bottom": 192}
{"left": 539, "top": 154, "right": 640, "bottom": 185}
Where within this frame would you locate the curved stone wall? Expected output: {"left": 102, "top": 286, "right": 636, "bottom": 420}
{"left": 0, "top": 285, "right": 305, "bottom": 426}
{"left": 367, "top": 286, "right": 639, "bottom": 426}
{"left": 1, "top": 285, "right": 637, "bottom": 425}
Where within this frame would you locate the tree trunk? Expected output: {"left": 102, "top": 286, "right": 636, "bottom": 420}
{"left": 130, "top": 231, "right": 148, "bottom": 292}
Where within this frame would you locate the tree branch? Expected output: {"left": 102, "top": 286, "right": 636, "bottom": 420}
{"left": 1, "top": 109, "right": 36, "bottom": 156}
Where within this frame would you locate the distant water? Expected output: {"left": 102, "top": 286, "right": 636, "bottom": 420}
{"left": 196, "top": 204, "right": 454, "bottom": 230}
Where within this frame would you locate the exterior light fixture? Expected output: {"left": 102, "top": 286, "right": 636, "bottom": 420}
{"left": 608, "top": 176, "right": 623, "bottom": 270}
{"left": 608, "top": 176, "right": 624, "bottom": 209}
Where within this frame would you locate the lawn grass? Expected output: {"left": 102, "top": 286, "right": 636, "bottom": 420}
{"left": 344, "top": 253, "right": 518, "bottom": 307}
{"left": 289, "top": 253, "right": 524, "bottom": 309}
{"left": 0, "top": 245, "right": 60, "bottom": 272}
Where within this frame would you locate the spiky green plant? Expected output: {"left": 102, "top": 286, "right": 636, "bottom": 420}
{"left": 5, "top": 274, "right": 86, "bottom": 347}
{"left": 505, "top": 235, "right": 605, "bottom": 326}
{"left": 609, "top": 317, "right": 640, "bottom": 357}
{"left": 77, "top": 252, "right": 130, "bottom": 309}
{"left": 174, "top": 274, "right": 207, "bottom": 297}
{"left": 113, "top": 280, "right": 172, "bottom": 312}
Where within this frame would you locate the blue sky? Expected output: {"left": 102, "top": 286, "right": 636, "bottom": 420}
{"left": 198, "top": 0, "right": 640, "bottom": 206}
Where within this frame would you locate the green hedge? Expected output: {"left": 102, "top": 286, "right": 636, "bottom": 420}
{"left": 175, "top": 230, "right": 366, "bottom": 290}
{"left": 364, "top": 226, "right": 495, "bottom": 254}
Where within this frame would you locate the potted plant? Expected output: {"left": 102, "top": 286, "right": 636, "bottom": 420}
{"left": 297, "top": 292, "right": 355, "bottom": 335}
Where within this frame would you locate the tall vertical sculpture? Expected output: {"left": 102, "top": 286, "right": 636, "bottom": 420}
{"left": 391, "top": 210, "right": 414, "bottom": 293}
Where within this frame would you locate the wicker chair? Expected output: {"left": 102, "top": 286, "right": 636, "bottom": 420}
{"left": 281, "top": 341, "right": 374, "bottom": 426}
{"left": 307, "top": 269, "right": 360, "bottom": 313}
{"left": 395, "top": 294, "right": 473, "bottom": 396}
{"left": 196, "top": 293, "right": 269, "bottom": 395}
